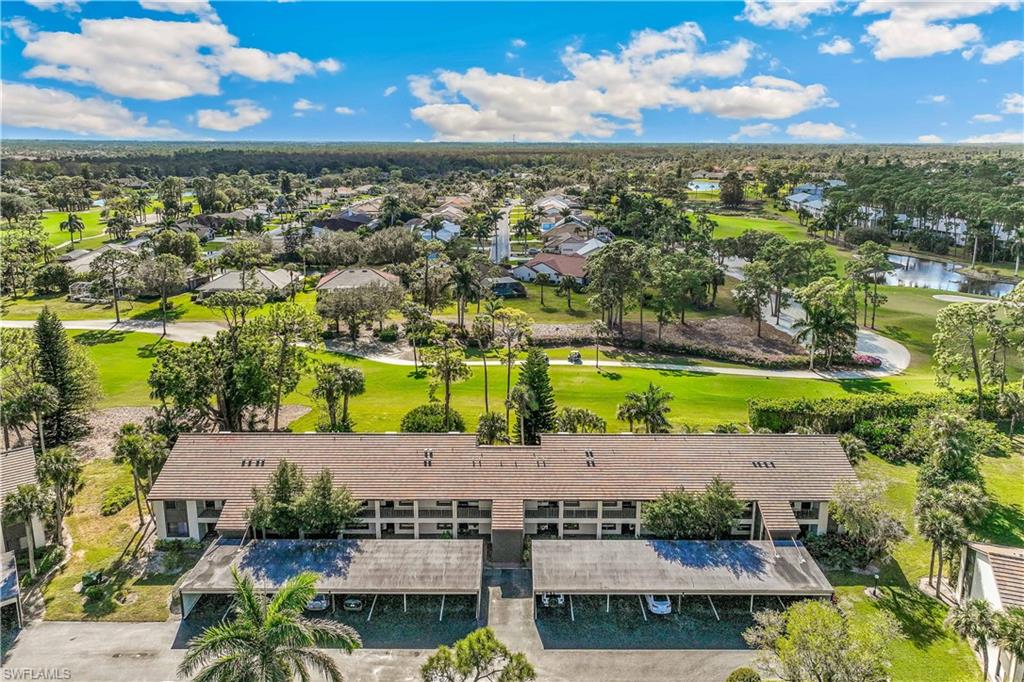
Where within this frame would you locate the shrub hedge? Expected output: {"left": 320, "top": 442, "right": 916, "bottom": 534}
{"left": 747, "top": 392, "right": 964, "bottom": 433}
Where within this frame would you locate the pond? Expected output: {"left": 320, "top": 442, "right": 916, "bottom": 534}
{"left": 883, "top": 253, "right": 1016, "bottom": 297}
{"left": 687, "top": 180, "right": 719, "bottom": 192}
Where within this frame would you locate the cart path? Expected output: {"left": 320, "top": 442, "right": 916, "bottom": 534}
{"left": 1, "top": 318, "right": 908, "bottom": 381}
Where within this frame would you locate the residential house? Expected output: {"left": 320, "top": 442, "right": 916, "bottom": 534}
{"left": 195, "top": 207, "right": 263, "bottom": 231}
{"left": 512, "top": 253, "right": 588, "bottom": 285}
{"left": 314, "top": 208, "right": 375, "bottom": 232}
{"left": 0, "top": 446, "right": 46, "bottom": 556}
{"left": 195, "top": 268, "right": 301, "bottom": 300}
{"left": 483, "top": 276, "right": 527, "bottom": 298}
{"left": 957, "top": 542, "right": 1024, "bottom": 682}
{"left": 418, "top": 219, "right": 461, "bottom": 243}
{"left": 148, "top": 433, "right": 854, "bottom": 563}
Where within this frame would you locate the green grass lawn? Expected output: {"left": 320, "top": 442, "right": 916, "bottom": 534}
{"left": 828, "top": 450, "right": 1024, "bottom": 682}
{"left": 42, "top": 459, "right": 201, "bottom": 621}
{"left": 40, "top": 209, "right": 106, "bottom": 247}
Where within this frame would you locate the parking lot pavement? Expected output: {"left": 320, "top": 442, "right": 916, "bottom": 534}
{"left": 4, "top": 573, "right": 756, "bottom": 682}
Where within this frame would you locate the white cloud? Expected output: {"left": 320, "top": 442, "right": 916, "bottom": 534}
{"left": 917, "top": 134, "right": 943, "bottom": 143}
{"left": 1002, "top": 92, "right": 1024, "bottom": 114}
{"left": 1, "top": 80, "right": 182, "bottom": 138}
{"left": 855, "top": 1, "right": 1020, "bottom": 60}
{"left": 138, "top": 1, "right": 217, "bottom": 21}
{"left": 511, "top": 38, "right": 526, "bottom": 49}
{"left": 195, "top": 99, "right": 269, "bottom": 131}
{"left": 818, "top": 37, "right": 854, "bottom": 55}
{"left": 964, "top": 39, "right": 1024, "bottom": 63}
{"left": 505, "top": 51, "right": 517, "bottom": 60}
{"left": 739, "top": 0, "right": 838, "bottom": 29}
{"left": 961, "top": 129, "right": 1024, "bottom": 143}
{"left": 317, "top": 58, "right": 342, "bottom": 73}
{"left": 971, "top": 113, "right": 1003, "bottom": 123}
{"left": 786, "top": 121, "right": 850, "bottom": 140}
{"left": 24, "top": 0, "right": 83, "bottom": 11}
{"left": 409, "top": 22, "right": 833, "bottom": 141}
{"left": 15, "top": 17, "right": 340, "bottom": 101}
{"left": 383, "top": 85, "right": 398, "bottom": 97}
{"left": 292, "top": 98, "right": 323, "bottom": 116}
{"left": 918, "top": 94, "right": 947, "bottom": 104}
{"left": 334, "top": 106, "right": 355, "bottom": 115}
{"left": 728, "top": 122, "right": 779, "bottom": 141}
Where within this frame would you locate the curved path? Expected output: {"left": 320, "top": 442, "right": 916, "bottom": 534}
{"left": 1, "top": 316, "right": 908, "bottom": 381}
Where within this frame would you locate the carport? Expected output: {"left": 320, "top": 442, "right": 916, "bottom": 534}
{"left": 1, "top": 551, "right": 22, "bottom": 627}
{"left": 531, "top": 539, "right": 832, "bottom": 622}
{"left": 178, "top": 538, "right": 484, "bottom": 621}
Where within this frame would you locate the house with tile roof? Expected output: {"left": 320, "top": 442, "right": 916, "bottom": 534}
{"left": 957, "top": 542, "right": 1024, "bottom": 681}
{"left": 512, "top": 253, "right": 588, "bottom": 285}
{"left": 1, "top": 446, "right": 46, "bottom": 556}
{"left": 148, "top": 433, "right": 854, "bottom": 563}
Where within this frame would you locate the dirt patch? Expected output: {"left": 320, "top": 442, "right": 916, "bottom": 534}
{"left": 279, "top": 404, "right": 312, "bottom": 429}
{"left": 78, "top": 407, "right": 156, "bottom": 460}
{"left": 531, "top": 316, "right": 806, "bottom": 367}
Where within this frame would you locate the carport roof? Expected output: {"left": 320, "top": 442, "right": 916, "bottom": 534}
{"left": 532, "top": 539, "right": 833, "bottom": 597}
{"left": 1, "top": 551, "right": 19, "bottom": 605}
{"left": 179, "top": 538, "right": 483, "bottom": 596}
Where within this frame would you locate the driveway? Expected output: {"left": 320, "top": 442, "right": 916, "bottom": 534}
{"left": 490, "top": 204, "right": 513, "bottom": 263}
{"left": 2, "top": 572, "right": 756, "bottom": 682}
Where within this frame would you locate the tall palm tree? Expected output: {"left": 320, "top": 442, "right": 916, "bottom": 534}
{"left": 113, "top": 423, "right": 157, "bottom": 525}
{"left": 918, "top": 506, "right": 967, "bottom": 597}
{"left": 946, "top": 599, "right": 994, "bottom": 678}
{"left": 556, "top": 277, "right": 575, "bottom": 310}
{"left": 535, "top": 273, "right": 551, "bottom": 306}
{"left": 1010, "top": 228, "right": 1024, "bottom": 276}
{"left": 22, "top": 382, "right": 58, "bottom": 455}
{"left": 471, "top": 315, "right": 494, "bottom": 414}
{"left": 3, "top": 484, "right": 47, "bottom": 577}
{"left": 60, "top": 213, "right": 85, "bottom": 245}
{"left": 994, "top": 607, "right": 1024, "bottom": 673}
{"left": 37, "top": 446, "right": 83, "bottom": 547}
{"left": 617, "top": 383, "right": 673, "bottom": 433}
{"left": 179, "top": 568, "right": 360, "bottom": 682}
{"left": 311, "top": 363, "right": 365, "bottom": 432}
{"left": 507, "top": 384, "right": 536, "bottom": 445}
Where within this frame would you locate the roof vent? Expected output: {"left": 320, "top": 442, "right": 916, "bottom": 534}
{"left": 752, "top": 460, "right": 776, "bottom": 468}
{"left": 423, "top": 448, "right": 434, "bottom": 467}
{"left": 584, "top": 449, "right": 596, "bottom": 467}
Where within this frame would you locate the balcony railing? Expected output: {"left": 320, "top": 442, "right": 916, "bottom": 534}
{"left": 602, "top": 509, "right": 637, "bottom": 519}
{"left": 357, "top": 508, "right": 376, "bottom": 518}
{"left": 525, "top": 508, "right": 559, "bottom": 519}
{"left": 379, "top": 508, "right": 414, "bottom": 518}
{"left": 563, "top": 509, "right": 598, "bottom": 519}
{"left": 793, "top": 508, "right": 819, "bottom": 520}
{"left": 418, "top": 509, "right": 453, "bottom": 518}
{"left": 457, "top": 508, "right": 491, "bottom": 519}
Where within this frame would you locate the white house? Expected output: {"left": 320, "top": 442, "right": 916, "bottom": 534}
{"left": 512, "top": 253, "right": 587, "bottom": 285}
{"left": 957, "top": 542, "right": 1024, "bottom": 682}
{"left": 1, "top": 446, "right": 47, "bottom": 556}
{"left": 419, "top": 219, "right": 461, "bottom": 243}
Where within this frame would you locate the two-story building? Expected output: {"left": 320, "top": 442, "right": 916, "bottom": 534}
{"left": 149, "top": 433, "right": 854, "bottom": 563}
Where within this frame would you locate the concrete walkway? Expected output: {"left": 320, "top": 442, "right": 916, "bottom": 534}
{"left": 0, "top": 314, "right": 909, "bottom": 381}
{"left": 723, "top": 257, "right": 911, "bottom": 376}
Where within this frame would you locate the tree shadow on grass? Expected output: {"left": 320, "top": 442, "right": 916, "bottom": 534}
{"left": 138, "top": 338, "right": 169, "bottom": 359}
{"left": 597, "top": 370, "right": 622, "bottom": 381}
{"left": 74, "top": 329, "right": 128, "bottom": 346}
{"left": 837, "top": 379, "right": 898, "bottom": 395}
{"left": 879, "top": 325, "right": 912, "bottom": 345}
{"left": 129, "top": 305, "right": 186, "bottom": 324}
{"left": 977, "top": 501, "right": 1024, "bottom": 547}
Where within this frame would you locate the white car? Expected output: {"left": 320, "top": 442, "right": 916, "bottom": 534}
{"left": 645, "top": 594, "right": 672, "bottom": 615}
{"left": 306, "top": 593, "right": 330, "bottom": 611}
{"left": 540, "top": 593, "right": 565, "bottom": 607}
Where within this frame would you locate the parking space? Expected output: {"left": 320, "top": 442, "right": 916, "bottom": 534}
{"left": 332, "top": 594, "right": 479, "bottom": 649}
{"left": 535, "top": 594, "right": 796, "bottom": 650}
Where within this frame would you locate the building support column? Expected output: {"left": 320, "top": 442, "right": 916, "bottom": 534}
{"left": 186, "top": 501, "right": 200, "bottom": 540}
{"left": 413, "top": 501, "right": 420, "bottom": 539}
{"left": 374, "top": 501, "right": 381, "bottom": 539}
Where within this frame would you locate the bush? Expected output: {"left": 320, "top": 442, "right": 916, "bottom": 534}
{"left": 804, "top": 532, "right": 878, "bottom": 571}
{"left": 33, "top": 263, "right": 75, "bottom": 294}
{"left": 400, "top": 403, "right": 466, "bottom": 433}
{"left": 727, "top": 668, "right": 761, "bottom": 682}
{"left": 906, "top": 230, "right": 952, "bottom": 255}
{"left": 851, "top": 416, "right": 913, "bottom": 462}
{"left": 154, "top": 538, "right": 202, "bottom": 552}
{"left": 837, "top": 433, "right": 869, "bottom": 464}
{"left": 375, "top": 324, "right": 399, "bottom": 342}
{"left": 748, "top": 393, "right": 957, "bottom": 433}
{"left": 83, "top": 584, "right": 106, "bottom": 601}
{"left": 100, "top": 484, "right": 136, "bottom": 516}
{"left": 844, "top": 226, "right": 891, "bottom": 246}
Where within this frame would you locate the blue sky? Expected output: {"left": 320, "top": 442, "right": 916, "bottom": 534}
{"left": 2, "top": 1, "right": 1022, "bottom": 143}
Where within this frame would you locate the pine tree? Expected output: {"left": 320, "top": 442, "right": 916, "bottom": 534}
{"left": 33, "top": 308, "right": 95, "bottom": 445}
{"left": 513, "top": 348, "right": 556, "bottom": 446}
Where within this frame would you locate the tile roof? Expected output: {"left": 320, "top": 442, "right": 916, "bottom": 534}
{"left": 316, "top": 268, "right": 401, "bottom": 290}
{"left": 1, "top": 446, "right": 38, "bottom": 505}
{"left": 150, "top": 434, "right": 855, "bottom": 533}
{"left": 523, "top": 253, "right": 588, "bottom": 279}
{"left": 197, "top": 269, "right": 298, "bottom": 293}
{"left": 756, "top": 499, "right": 801, "bottom": 538}
{"left": 971, "top": 542, "right": 1024, "bottom": 609}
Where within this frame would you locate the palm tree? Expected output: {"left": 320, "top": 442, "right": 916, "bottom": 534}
{"left": 507, "top": 384, "right": 536, "bottom": 445}
{"left": 312, "top": 364, "right": 365, "bottom": 432}
{"left": 179, "top": 568, "right": 360, "bottom": 682}
{"left": 3, "top": 484, "right": 47, "bottom": 577}
{"left": 1010, "top": 228, "right": 1024, "bottom": 276}
{"left": 37, "top": 446, "right": 83, "bottom": 547}
{"left": 946, "top": 599, "right": 994, "bottom": 678}
{"left": 617, "top": 383, "right": 673, "bottom": 433}
{"left": 451, "top": 260, "right": 477, "bottom": 330}
{"left": 994, "top": 607, "right": 1024, "bottom": 673}
{"left": 380, "top": 194, "right": 402, "bottom": 227}
{"left": 535, "top": 273, "right": 551, "bottom": 306}
{"left": 472, "top": 315, "right": 494, "bottom": 414}
{"left": 590, "top": 319, "right": 608, "bottom": 370}
{"left": 60, "top": 213, "right": 85, "bottom": 245}
{"left": 556, "top": 277, "right": 575, "bottom": 310}
{"left": 918, "top": 506, "right": 967, "bottom": 597}
{"left": 22, "top": 382, "right": 57, "bottom": 455}
{"left": 113, "top": 423, "right": 157, "bottom": 525}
